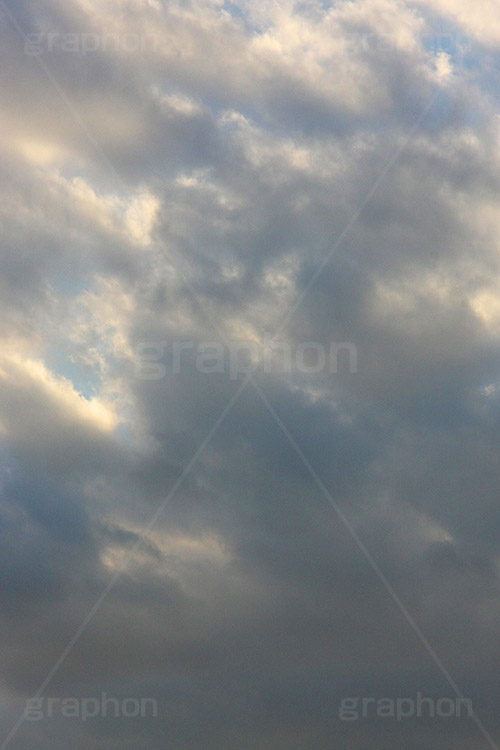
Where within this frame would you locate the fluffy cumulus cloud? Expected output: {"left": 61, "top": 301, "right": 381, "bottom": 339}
{"left": 1, "top": 0, "right": 500, "bottom": 747}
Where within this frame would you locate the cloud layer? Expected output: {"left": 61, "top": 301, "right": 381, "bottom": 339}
{"left": 1, "top": 0, "right": 500, "bottom": 747}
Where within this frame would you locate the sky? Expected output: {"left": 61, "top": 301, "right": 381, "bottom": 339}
{"left": 1, "top": 0, "right": 500, "bottom": 748}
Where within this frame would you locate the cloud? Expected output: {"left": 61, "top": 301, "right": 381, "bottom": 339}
{"left": 1, "top": 0, "right": 500, "bottom": 748}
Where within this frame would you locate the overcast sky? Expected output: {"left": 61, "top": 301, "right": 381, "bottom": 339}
{"left": 1, "top": 0, "right": 500, "bottom": 748}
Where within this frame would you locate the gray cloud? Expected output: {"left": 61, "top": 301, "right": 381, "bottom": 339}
{"left": 1, "top": 1, "right": 500, "bottom": 748}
